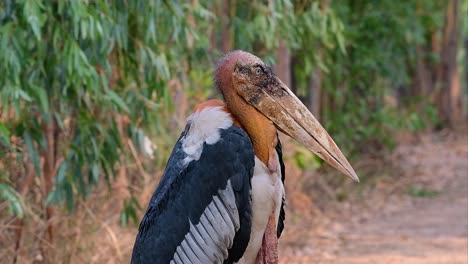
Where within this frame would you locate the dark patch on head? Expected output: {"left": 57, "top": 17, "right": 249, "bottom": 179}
{"left": 249, "top": 64, "right": 287, "bottom": 97}
{"left": 238, "top": 65, "right": 250, "bottom": 75}
{"left": 215, "top": 50, "right": 259, "bottom": 93}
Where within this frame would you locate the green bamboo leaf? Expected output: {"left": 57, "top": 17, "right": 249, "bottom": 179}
{"left": 64, "top": 181, "right": 74, "bottom": 211}
{"left": 46, "top": 189, "right": 61, "bottom": 205}
{"left": 100, "top": 71, "right": 109, "bottom": 90}
{"left": 106, "top": 90, "right": 130, "bottom": 113}
{"left": 24, "top": 0, "right": 43, "bottom": 41}
{"left": 54, "top": 113, "right": 64, "bottom": 130}
{"left": 35, "top": 86, "right": 49, "bottom": 114}
{"left": 91, "top": 162, "right": 99, "bottom": 183}
{"left": 24, "top": 132, "right": 41, "bottom": 176}
{"left": 0, "top": 122, "right": 10, "bottom": 144}
{"left": 0, "top": 184, "right": 24, "bottom": 218}
{"left": 16, "top": 90, "right": 32, "bottom": 101}
{"left": 55, "top": 160, "right": 68, "bottom": 184}
{"left": 120, "top": 209, "right": 128, "bottom": 226}
{"left": 73, "top": 163, "right": 86, "bottom": 195}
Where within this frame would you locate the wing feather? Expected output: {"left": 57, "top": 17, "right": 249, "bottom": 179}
{"left": 131, "top": 125, "right": 254, "bottom": 264}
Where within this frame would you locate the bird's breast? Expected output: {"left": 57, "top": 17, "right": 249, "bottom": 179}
{"left": 238, "top": 155, "right": 284, "bottom": 264}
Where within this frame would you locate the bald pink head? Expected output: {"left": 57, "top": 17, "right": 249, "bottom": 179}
{"left": 215, "top": 50, "right": 264, "bottom": 95}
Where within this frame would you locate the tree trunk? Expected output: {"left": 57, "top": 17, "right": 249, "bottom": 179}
{"left": 414, "top": 46, "right": 431, "bottom": 97}
{"left": 186, "top": 0, "right": 197, "bottom": 51}
{"left": 465, "top": 37, "right": 468, "bottom": 119}
{"left": 411, "top": 0, "right": 432, "bottom": 98}
{"left": 308, "top": 57, "right": 322, "bottom": 119}
{"left": 430, "top": 30, "right": 441, "bottom": 93}
{"left": 42, "top": 120, "right": 56, "bottom": 242}
{"left": 13, "top": 159, "right": 35, "bottom": 264}
{"left": 290, "top": 54, "right": 299, "bottom": 95}
{"left": 307, "top": 0, "right": 330, "bottom": 120}
{"left": 438, "top": 0, "right": 461, "bottom": 126}
{"left": 221, "top": 0, "right": 233, "bottom": 53}
{"left": 274, "top": 40, "right": 291, "bottom": 88}
{"left": 209, "top": 0, "right": 219, "bottom": 54}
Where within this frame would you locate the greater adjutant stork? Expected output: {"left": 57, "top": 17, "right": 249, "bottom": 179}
{"left": 131, "top": 51, "right": 358, "bottom": 264}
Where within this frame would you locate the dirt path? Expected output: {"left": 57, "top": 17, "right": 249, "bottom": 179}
{"left": 337, "top": 182, "right": 467, "bottom": 263}
{"left": 280, "top": 133, "right": 468, "bottom": 264}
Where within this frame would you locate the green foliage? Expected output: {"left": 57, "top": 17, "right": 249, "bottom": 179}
{"left": 214, "top": 0, "right": 443, "bottom": 156}
{"left": 0, "top": 0, "right": 454, "bottom": 226}
{"left": 0, "top": 184, "right": 24, "bottom": 218}
{"left": 120, "top": 197, "right": 142, "bottom": 227}
{"left": 408, "top": 185, "right": 440, "bottom": 198}
{"left": 0, "top": 122, "right": 10, "bottom": 144}
{"left": 315, "top": 1, "right": 444, "bottom": 153}
{"left": 294, "top": 146, "right": 323, "bottom": 170}
{"left": 0, "top": 0, "right": 212, "bottom": 214}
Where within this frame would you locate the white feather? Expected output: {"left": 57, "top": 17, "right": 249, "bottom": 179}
{"left": 172, "top": 180, "right": 240, "bottom": 264}
{"left": 182, "top": 106, "right": 233, "bottom": 164}
{"left": 237, "top": 155, "right": 284, "bottom": 264}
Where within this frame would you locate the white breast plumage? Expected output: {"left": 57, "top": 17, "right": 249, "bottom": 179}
{"left": 237, "top": 155, "right": 284, "bottom": 264}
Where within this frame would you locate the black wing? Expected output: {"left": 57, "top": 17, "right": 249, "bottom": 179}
{"left": 276, "top": 139, "right": 286, "bottom": 238}
{"left": 131, "top": 125, "right": 254, "bottom": 264}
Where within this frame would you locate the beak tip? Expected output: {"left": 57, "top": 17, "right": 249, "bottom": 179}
{"left": 344, "top": 168, "right": 360, "bottom": 183}
{"left": 351, "top": 170, "right": 360, "bottom": 183}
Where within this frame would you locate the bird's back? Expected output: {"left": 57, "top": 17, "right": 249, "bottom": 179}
{"left": 131, "top": 102, "right": 255, "bottom": 264}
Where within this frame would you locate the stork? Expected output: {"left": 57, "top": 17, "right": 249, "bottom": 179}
{"left": 131, "top": 50, "right": 358, "bottom": 264}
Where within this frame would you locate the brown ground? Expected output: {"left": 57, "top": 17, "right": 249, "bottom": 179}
{"left": 279, "top": 132, "right": 468, "bottom": 264}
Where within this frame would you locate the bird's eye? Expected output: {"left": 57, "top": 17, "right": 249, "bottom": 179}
{"left": 255, "top": 67, "right": 262, "bottom": 75}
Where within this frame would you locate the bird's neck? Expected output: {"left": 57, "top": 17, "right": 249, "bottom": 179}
{"left": 224, "top": 92, "right": 278, "bottom": 168}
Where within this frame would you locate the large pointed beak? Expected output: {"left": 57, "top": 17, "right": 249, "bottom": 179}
{"left": 238, "top": 78, "right": 359, "bottom": 182}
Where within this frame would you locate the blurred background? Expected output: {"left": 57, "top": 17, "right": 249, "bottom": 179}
{"left": 0, "top": 0, "right": 467, "bottom": 263}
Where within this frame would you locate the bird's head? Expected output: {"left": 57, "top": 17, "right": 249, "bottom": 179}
{"left": 216, "top": 50, "right": 358, "bottom": 182}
